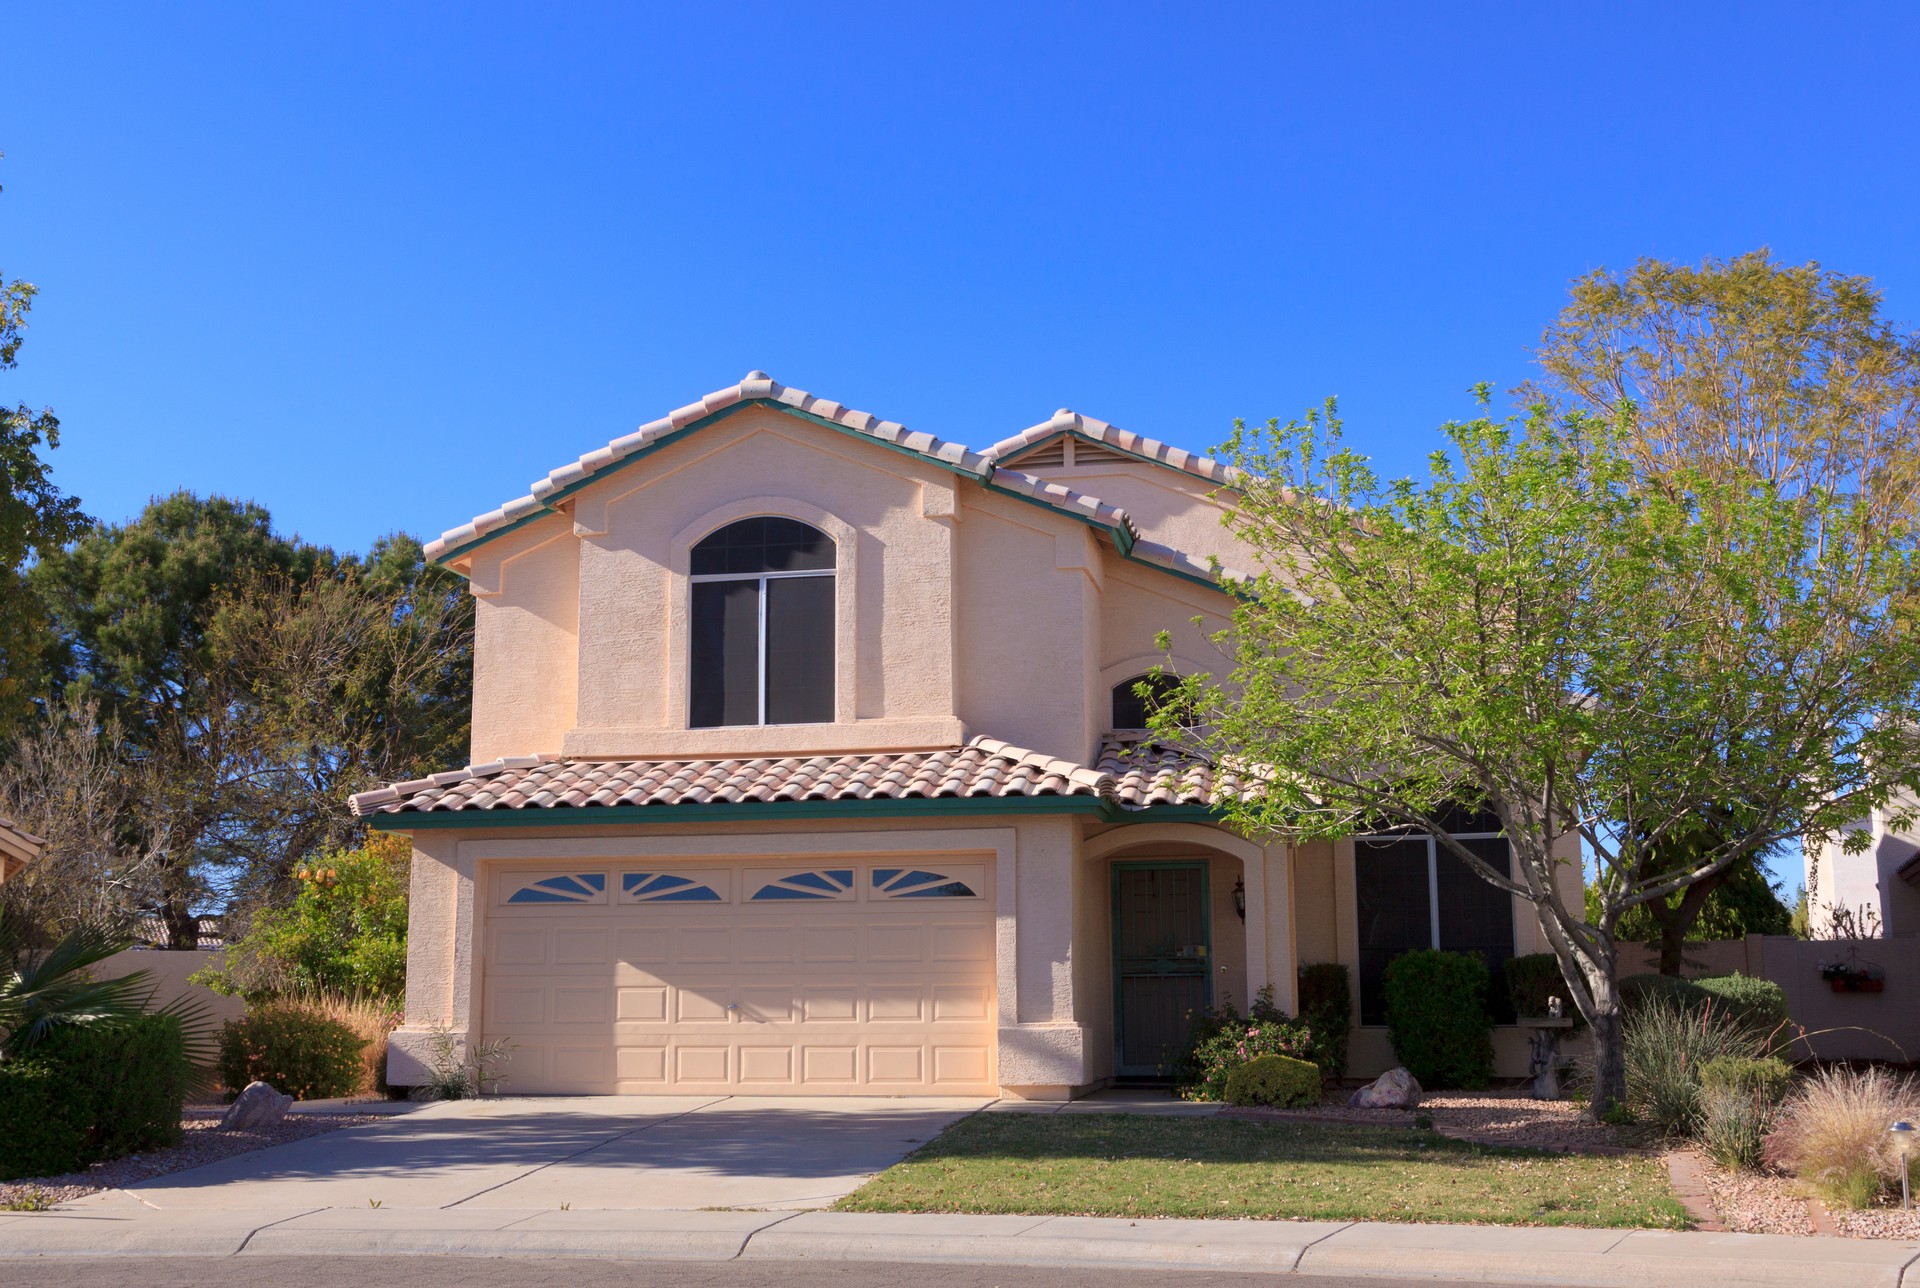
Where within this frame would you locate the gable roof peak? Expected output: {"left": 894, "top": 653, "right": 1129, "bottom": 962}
{"left": 984, "top": 409, "right": 1243, "bottom": 488}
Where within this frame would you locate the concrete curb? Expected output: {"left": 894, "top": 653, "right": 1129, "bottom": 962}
{"left": 1, "top": 1208, "right": 1917, "bottom": 1286}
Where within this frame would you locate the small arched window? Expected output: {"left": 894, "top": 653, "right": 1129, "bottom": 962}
{"left": 690, "top": 517, "right": 835, "bottom": 727}
{"left": 1111, "top": 672, "right": 1180, "bottom": 730}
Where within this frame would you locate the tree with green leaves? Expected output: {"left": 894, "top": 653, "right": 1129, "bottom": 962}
{"left": 31, "top": 496, "right": 472, "bottom": 946}
{"left": 1154, "top": 397, "right": 1920, "bottom": 1118}
{"left": 1531, "top": 250, "right": 1920, "bottom": 964}
{"left": 0, "top": 159, "right": 89, "bottom": 737}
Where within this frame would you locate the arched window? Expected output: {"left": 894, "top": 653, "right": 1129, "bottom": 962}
{"left": 1111, "top": 672, "right": 1179, "bottom": 729}
{"left": 690, "top": 517, "right": 835, "bottom": 727}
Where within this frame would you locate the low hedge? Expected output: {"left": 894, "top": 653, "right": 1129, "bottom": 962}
{"left": 1296, "top": 962, "right": 1353, "bottom": 1080}
{"left": 1224, "top": 1054, "right": 1322, "bottom": 1108}
{"left": 0, "top": 1014, "right": 190, "bottom": 1182}
{"left": 1621, "top": 972, "right": 1790, "bottom": 1049}
{"left": 219, "top": 1001, "right": 367, "bottom": 1101}
{"left": 1383, "top": 949, "right": 1493, "bottom": 1089}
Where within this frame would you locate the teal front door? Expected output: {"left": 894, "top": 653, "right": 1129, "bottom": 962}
{"left": 1112, "top": 861, "right": 1212, "bottom": 1077}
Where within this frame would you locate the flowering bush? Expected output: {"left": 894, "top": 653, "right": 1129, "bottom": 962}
{"left": 1173, "top": 987, "right": 1317, "bottom": 1101}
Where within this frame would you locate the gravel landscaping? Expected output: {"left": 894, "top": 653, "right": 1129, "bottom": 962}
{"left": 1699, "top": 1159, "right": 1920, "bottom": 1240}
{"left": 0, "top": 1107, "right": 390, "bottom": 1210}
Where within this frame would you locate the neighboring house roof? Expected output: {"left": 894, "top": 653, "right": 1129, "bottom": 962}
{"left": 350, "top": 735, "right": 1233, "bottom": 821}
{"left": 1899, "top": 850, "right": 1920, "bottom": 887}
{"left": 983, "top": 409, "right": 1244, "bottom": 488}
{"left": 0, "top": 816, "right": 45, "bottom": 885}
{"left": 426, "top": 373, "right": 1251, "bottom": 590}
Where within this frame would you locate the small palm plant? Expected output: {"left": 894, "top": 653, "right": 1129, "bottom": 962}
{"left": 0, "top": 912, "right": 210, "bottom": 1066}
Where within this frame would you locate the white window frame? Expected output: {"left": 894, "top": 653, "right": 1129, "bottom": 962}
{"left": 688, "top": 564, "right": 835, "bottom": 728}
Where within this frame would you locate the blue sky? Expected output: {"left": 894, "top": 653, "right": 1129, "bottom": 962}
{"left": 7, "top": 3, "right": 1916, "bottom": 562}
{"left": 10, "top": 4, "right": 1913, "bottom": 895}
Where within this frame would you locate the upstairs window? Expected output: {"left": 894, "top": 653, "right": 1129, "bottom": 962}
{"left": 1111, "top": 672, "right": 1180, "bottom": 729}
{"left": 690, "top": 517, "right": 835, "bottom": 727}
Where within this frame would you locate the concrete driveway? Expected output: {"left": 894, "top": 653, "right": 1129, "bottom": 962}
{"left": 80, "top": 1096, "right": 989, "bottom": 1214}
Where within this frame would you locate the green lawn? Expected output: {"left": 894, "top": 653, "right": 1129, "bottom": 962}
{"left": 837, "top": 1112, "right": 1689, "bottom": 1229}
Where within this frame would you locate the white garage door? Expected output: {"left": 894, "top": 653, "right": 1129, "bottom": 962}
{"left": 481, "top": 858, "right": 998, "bottom": 1094}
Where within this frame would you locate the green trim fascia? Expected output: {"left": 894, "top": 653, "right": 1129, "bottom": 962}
{"left": 436, "top": 398, "right": 993, "bottom": 567}
{"left": 366, "top": 796, "right": 1227, "bottom": 831}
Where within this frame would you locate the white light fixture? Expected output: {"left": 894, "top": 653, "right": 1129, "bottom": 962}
{"left": 1892, "top": 1121, "right": 1915, "bottom": 1211}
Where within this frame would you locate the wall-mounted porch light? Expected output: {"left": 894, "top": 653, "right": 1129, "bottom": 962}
{"left": 1232, "top": 877, "right": 1246, "bottom": 922}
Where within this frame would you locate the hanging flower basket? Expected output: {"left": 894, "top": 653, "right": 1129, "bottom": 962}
{"left": 1820, "top": 962, "right": 1885, "bottom": 993}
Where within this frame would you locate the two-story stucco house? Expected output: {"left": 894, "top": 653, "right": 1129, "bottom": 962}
{"left": 355, "top": 373, "right": 1579, "bottom": 1099}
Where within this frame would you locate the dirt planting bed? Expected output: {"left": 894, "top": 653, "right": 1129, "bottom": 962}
{"left": 1226, "top": 1089, "right": 1658, "bottom": 1154}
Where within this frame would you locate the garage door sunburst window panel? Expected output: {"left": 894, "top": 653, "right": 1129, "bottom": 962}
{"left": 622, "top": 872, "right": 726, "bottom": 903}
{"left": 750, "top": 869, "right": 855, "bottom": 901}
{"left": 507, "top": 873, "right": 608, "bottom": 904}
{"left": 872, "top": 868, "right": 978, "bottom": 898}
{"left": 690, "top": 517, "right": 835, "bottom": 728}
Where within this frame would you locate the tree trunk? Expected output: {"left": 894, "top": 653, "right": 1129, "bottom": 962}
{"left": 1586, "top": 1003, "right": 1627, "bottom": 1119}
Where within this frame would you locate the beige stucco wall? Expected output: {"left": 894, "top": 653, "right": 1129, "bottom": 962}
{"left": 470, "top": 524, "right": 580, "bottom": 762}
{"left": 1031, "top": 460, "right": 1255, "bottom": 574}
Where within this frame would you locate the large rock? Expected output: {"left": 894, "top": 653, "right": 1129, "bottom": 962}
{"left": 220, "top": 1080, "right": 293, "bottom": 1131}
{"left": 1347, "top": 1066, "right": 1423, "bottom": 1109}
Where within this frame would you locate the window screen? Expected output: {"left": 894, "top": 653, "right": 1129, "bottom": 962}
{"left": 1436, "top": 837, "right": 1517, "bottom": 1023}
{"left": 689, "top": 517, "right": 836, "bottom": 727}
{"left": 764, "top": 574, "right": 834, "bottom": 724}
{"left": 1111, "top": 673, "right": 1179, "bottom": 729}
{"left": 1355, "top": 838, "right": 1432, "bottom": 1025}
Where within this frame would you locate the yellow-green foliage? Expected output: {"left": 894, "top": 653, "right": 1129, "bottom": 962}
{"left": 1224, "top": 1054, "right": 1322, "bottom": 1108}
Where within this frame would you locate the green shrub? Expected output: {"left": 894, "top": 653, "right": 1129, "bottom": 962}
{"left": 1620, "top": 973, "right": 1708, "bottom": 1015}
{"left": 1504, "top": 953, "right": 1584, "bottom": 1027}
{"left": 1620, "top": 996, "right": 1766, "bottom": 1137}
{"left": 1224, "top": 1054, "right": 1322, "bottom": 1108}
{"left": 1382, "top": 950, "right": 1493, "bottom": 1089}
{"left": 1296, "top": 963, "right": 1353, "bottom": 1080}
{"left": 1699, "top": 1055, "right": 1793, "bottom": 1102}
{"left": 219, "top": 1000, "right": 368, "bottom": 1101}
{"left": 1695, "top": 975, "right": 1790, "bottom": 1050}
{"left": 36, "top": 1015, "right": 189, "bottom": 1160}
{"left": 0, "top": 1061, "right": 87, "bottom": 1181}
{"left": 1172, "top": 987, "right": 1317, "bottom": 1102}
{"left": 1696, "top": 1056, "right": 1793, "bottom": 1170}
{"left": 0, "top": 1015, "right": 189, "bottom": 1181}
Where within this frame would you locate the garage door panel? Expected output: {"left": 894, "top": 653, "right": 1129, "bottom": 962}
{"left": 738, "top": 1045, "right": 794, "bottom": 1084}
{"left": 676, "top": 1045, "right": 730, "bottom": 1082}
{"left": 554, "top": 928, "right": 610, "bottom": 965}
{"left": 616, "top": 927, "right": 671, "bottom": 964}
{"left": 801, "top": 925, "right": 860, "bottom": 963}
{"left": 484, "top": 858, "right": 996, "bottom": 1094}
{"left": 553, "top": 986, "right": 610, "bottom": 1024}
{"left": 868, "top": 985, "right": 925, "bottom": 1022}
{"left": 616, "top": 985, "right": 669, "bottom": 1022}
{"left": 492, "top": 929, "right": 548, "bottom": 966}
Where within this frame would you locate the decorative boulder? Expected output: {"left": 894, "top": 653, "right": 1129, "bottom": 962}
{"left": 220, "top": 1080, "right": 293, "bottom": 1131}
{"left": 1347, "top": 1066, "right": 1423, "bottom": 1109}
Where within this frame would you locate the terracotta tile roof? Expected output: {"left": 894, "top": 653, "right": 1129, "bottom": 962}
{"left": 984, "top": 410, "right": 1244, "bottom": 487}
{"left": 422, "top": 374, "right": 1251, "bottom": 592}
{"left": 349, "top": 736, "right": 1116, "bottom": 817}
{"left": 0, "top": 815, "right": 45, "bottom": 882}
{"left": 1097, "top": 735, "right": 1249, "bottom": 809}
{"left": 426, "top": 372, "right": 995, "bottom": 561}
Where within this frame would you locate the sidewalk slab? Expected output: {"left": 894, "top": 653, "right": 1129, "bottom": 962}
{"left": 0, "top": 1207, "right": 317, "bottom": 1257}
{"left": 243, "top": 1206, "right": 782, "bottom": 1259}
{"left": 1297, "top": 1221, "right": 1920, "bottom": 1287}
{"left": 743, "top": 1210, "right": 1345, "bottom": 1271}
{"left": 1603, "top": 1228, "right": 1920, "bottom": 1287}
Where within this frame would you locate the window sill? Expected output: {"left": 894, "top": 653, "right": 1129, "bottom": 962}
{"left": 562, "top": 717, "right": 969, "bottom": 760}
